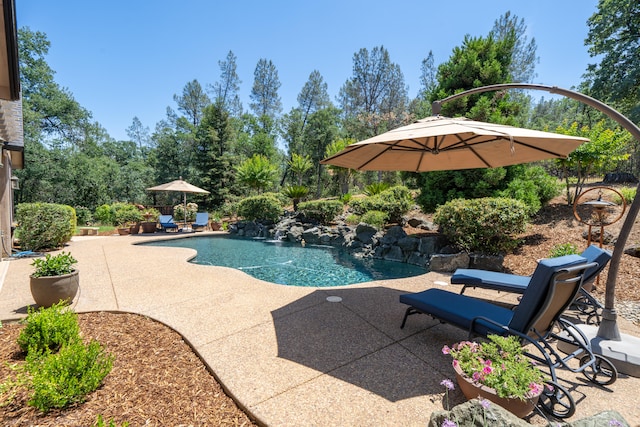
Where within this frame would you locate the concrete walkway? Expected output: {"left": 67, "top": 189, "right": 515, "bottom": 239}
{"left": 1, "top": 233, "right": 639, "bottom": 426}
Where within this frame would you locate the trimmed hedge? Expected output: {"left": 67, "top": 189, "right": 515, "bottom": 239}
{"left": 16, "top": 203, "right": 77, "bottom": 251}
{"left": 350, "top": 185, "right": 413, "bottom": 223}
{"left": 434, "top": 197, "right": 528, "bottom": 254}
{"left": 237, "top": 195, "right": 282, "bottom": 222}
{"left": 298, "top": 200, "right": 343, "bottom": 224}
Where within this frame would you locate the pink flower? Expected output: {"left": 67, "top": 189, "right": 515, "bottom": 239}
{"left": 484, "top": 359, "right": 492, "bottom": 367}
{"left": 452, "top": 359, "right": 459, "bottom": 368}
{"left": 442, "top": 345, "right": 451, "bottom": 355}
{"left": 482, "top": 366, "right": 493, "bottom": 375}
{"left": 528, "top": 382, "right": 543, "bottom": 395}
{"left": 472, "top": 371, "right": 482, "bottom": 382}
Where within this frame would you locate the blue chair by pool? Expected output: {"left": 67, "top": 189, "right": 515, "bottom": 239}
{"left": 451, "top": 245, "right": 611, "bottom": 324}
{"left": 399, "top": 254, "right": 617, "bottom": 418}
{"left": 159, "top": 215, "right": 179, "bottom": 232}
{"left": 192, "top": 212, "right": 209, "bottom": 231}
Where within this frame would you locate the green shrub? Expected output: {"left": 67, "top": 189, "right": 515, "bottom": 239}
{"left": 94, "top": 415, "right": 130, "bottom": 427}
{"left": 263, "top": 191, "right": 289, "bottom": 207}
{"left": 74, "top": 206, "right": 93, "bottom": 225}
{"left": 339, "top": 193, "right": 352, "bottom": 205}
{"left": 113, "top": 203, "right": 143, "bottom": 226}
{"left": 27, "top": 339, "right": 113, "bottom": 412}
{"left": 434, "top": 197, "right": 528, "bottom": 254}
{"left": 94, "top": 204, "right": 115, "bottom": 225}
{"left": 298, "top": 200, "right": 343, "bottom": 223}
{"left": 549, "top": 243, "right": 580, "bottom": 258}
{"left": 499, "top": 166, "right": 560, "bottom": 215}
{"left": 15, "top": 203, "right": 77, "bottom": 251}
{"left": 612, "top": 187, "right": 636, "bottom": 205}
{"left": 345, "top": 213, "right": 360, "bottom": 225}
{"left": 360, "top": 210, "right": 388, "bottom": 229}
{"left": 237, "top": 195, "right": 282, "bottom": 222}
{"left": 173, "top": 202, "right": 197, "bottom": 222}
{"left": 364, "top": 182, "right": 390, "bottom": 196}
{"left": 350, "top": 185, "right": 413, "bottom": 223}
{"left": 17, "top": 303, "right": 80, "bottom": 355}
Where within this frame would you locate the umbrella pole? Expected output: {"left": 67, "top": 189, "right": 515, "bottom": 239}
{"left": 184, "top": 192, "right": 187, "bottom": 229}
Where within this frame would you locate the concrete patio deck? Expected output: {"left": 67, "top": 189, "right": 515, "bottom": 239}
{"left": 1, "top": 233, "right": 639, "bottom": 426}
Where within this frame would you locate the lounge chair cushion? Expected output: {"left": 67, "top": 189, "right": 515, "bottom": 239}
{"left": 509, "top": 254, "right": 586, "bottom": 332}
{"left": 451, "top": 246, "right": 610, "bottom": 294}
{"left": 452, "top": 269, "right": 530, "bottom": 293}
{"left": 399, "top": 289, "right": 514, "bottom": 335}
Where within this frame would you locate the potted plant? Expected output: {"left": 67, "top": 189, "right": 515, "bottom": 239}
{"left": 140, "top": 208, "right": 160, "bottom": 233}
{"left": 29, "top": 252, "right": 79, "bottom": 308}
{"left": 210, "top": 213, "right": 222, "bottom": 231}
{"left": 442, "top": 334, "right": 546, "bottom": 418}
{"left": 114, "top": 204, "right": 143, "bottom": 235}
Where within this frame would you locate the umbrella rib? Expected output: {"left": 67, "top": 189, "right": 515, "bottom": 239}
{"left": 355, "top": 140, "right": 407, "bottom": 170}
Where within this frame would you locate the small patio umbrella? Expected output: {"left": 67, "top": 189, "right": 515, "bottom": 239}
{"left": 147, "top": 177, "right": 210, "bottom": 226}
{"left": 321, "top": 116, "right": 588, "bottom": 172}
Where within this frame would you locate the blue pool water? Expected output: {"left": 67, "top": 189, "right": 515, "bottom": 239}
{"left": 143, "top": 236, "right": 426, "bottom": 287}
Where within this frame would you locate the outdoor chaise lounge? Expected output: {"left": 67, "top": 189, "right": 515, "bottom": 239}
{"left": 451, "top": 245, "right": 611, "bottom": 324}
{"left": 159, "top": 215, "right": 179, "bottom": 232}
{"left": 191, "top": 212, "right": 209, "bottom": 231}
{"left": 399, "top": 254, "right": 617, "bottom": 418}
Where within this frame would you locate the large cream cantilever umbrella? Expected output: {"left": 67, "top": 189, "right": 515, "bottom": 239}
{"left": 147, "top": 177, "right": 210, "bottom": 226}
{"left": 321, "top": 116, "right": 588, "bottom": 172}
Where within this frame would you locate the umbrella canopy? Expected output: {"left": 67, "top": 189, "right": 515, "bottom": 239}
{"left": 147, "top": 178, "right": 209, "bottom": 226}
{"left": 147, "top": 178, "right": 210, "bottom": 194}
{"left": 321, "top": 116, "right": 589, "bottom": 172}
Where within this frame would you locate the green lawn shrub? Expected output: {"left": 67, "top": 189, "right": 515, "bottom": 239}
{"left": 74, "top": 206, "right": 93, "bottom": 225}
{"left": 15, "top": 203, "right": 77, "bottom": 251}
{"left": 27, "top": 339, "right": 113, "bottom": 412}
{"left": 94, "top": 204, "right": 115, "bottom": 225}
{"left": 549, "top": 243, "right": 580, "bottom": 258}
{"left": 350, "top": 185, "right": 413, "bottom": 223}
{"left": 612, "top": 186, "right": 636, "bottom": 205}
{"left": 298, "top": 200, "right": 343, "bottom": 224}
{"left": 17, "top": 303, "right": 80, "bottom": 356}
{"left": 434, "top": 197, "right": 528, "bottom": 254}
{"left": 360, "top": 210, "right": 388, "bottom": 229}
{"left": 499, "top": 166, "right": 560, "bottom": 215}
{"left": 5, "top": 303, "right": 113, "bottom": 413}
{"left": 237, "top": 195, "right": 282, "bottom": 222}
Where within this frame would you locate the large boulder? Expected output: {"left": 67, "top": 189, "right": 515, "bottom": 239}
{"left": 430, "top": 252, "right": 470, "bottom": 272}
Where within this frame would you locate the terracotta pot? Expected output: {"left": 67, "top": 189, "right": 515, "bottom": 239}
{"left": 129, "top": 222, "right": 141, "bottom": 234}
{"left": 453, "top": 363, "right": 540, "bottom": 418}
{"left": 210, "top": 221, "right": 221, "bottom": 231}
{"left": 117, "top": 227, "right": 130, "bottom": 235}
{"left": 140, "top": 221, "right": 157, "bottom": 233}
{"left": 30, "top": 269, "right": 79, "bottom": 308}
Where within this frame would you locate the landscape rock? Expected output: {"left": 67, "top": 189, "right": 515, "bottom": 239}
{"left": 430, "top": 252, "right": 470, "bottom": 272}
{"left": 624, "top": 245, "right": 640, "bottom": 258}
{"left": 429, "top": 400, "right": 629, "bottom": 427}
{"left": 469, "top": 253, "right": 504, "bottom": 271}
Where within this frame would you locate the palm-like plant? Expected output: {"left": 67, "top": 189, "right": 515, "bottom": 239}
{"left": 288, "top": 153, "right": 313, "bottom": 185}
{"left": 364, "top": 182, "right": 391, "bottom": 196}
{"left": 236, "top": 154, "right": 278, "bottom": 193}
{"left": 282, "top": 185, "right": 309, "bottom": 211}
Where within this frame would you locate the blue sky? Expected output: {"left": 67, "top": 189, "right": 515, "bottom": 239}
{"left": 17, "top": 1, "right": 599, "bottom": 142}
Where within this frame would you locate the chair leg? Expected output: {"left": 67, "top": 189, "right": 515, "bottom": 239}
{"left": 400, "top": 307, "right": 419, "bottom": 329}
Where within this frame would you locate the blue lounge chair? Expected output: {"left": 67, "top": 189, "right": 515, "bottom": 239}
{"left": 399, "top": 254, "right": 617, "bottom": 418}
{"left": 159, "top": 215, "right": 179, "bottom": 232}
{"left": 191, "top": 212, "right": 209, "bottom": 231}
{"left": 451, "top": 245, "right": 611, "bottom": 324}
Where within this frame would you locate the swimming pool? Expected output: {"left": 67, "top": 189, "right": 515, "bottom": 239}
{"left": 144, "top": 236, "right": 426, "bottom": 287}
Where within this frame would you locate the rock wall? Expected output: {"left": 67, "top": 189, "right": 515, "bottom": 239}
{"left": 228, "top": 214, "right": 477, "bottom": 271}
